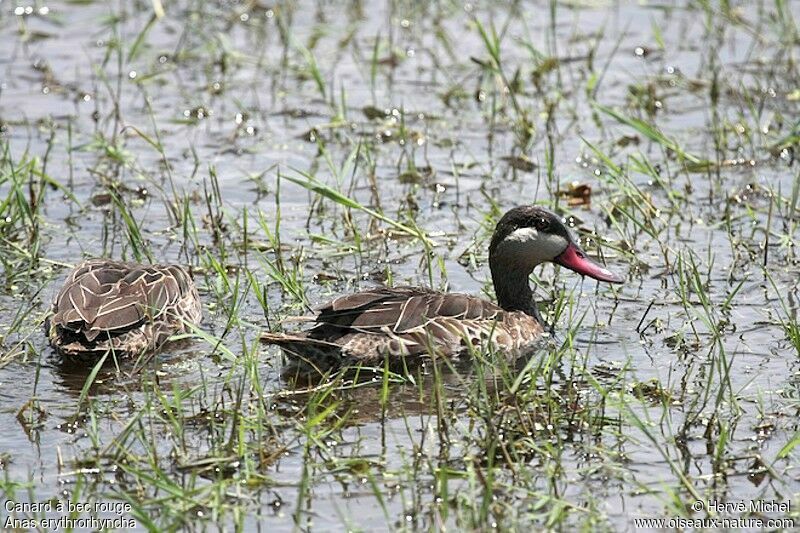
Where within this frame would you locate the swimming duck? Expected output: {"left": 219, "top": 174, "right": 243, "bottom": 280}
{"left": 48, "top": 259, "right": 202, "bottom": 357}
{"left": 261, "top": 206, "right": 623, "bottom": 368}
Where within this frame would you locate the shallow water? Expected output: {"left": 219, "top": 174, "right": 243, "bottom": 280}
{"left": 1, "top": 0, "right": 799, "bottom": 530}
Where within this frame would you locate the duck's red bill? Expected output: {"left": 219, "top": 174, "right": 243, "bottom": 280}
{"left": 554, "top": 242, "right": 624, "bottom": 283}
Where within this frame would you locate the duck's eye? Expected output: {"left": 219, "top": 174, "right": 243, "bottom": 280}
{"left": 534, "top": 217, "right": 550, "bottom": 231}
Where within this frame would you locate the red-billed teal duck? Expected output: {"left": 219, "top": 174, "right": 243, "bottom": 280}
{"left": 48, "top": 259, "right": 202, "bottom": 357}
{"left": 261, "top": 206, "right": 623, "bottom": 368}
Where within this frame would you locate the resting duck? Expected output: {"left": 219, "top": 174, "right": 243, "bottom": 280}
{"left": 261, "top": 205, "right": 623, "bottom": 368}
{"left": 47, "top": 259, "right": 202, "bottom": 357}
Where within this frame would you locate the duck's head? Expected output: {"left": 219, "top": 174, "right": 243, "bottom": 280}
{"left": 488, "top": 205, "right": 623, "bottom": 284}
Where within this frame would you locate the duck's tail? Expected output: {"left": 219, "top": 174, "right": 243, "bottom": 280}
{"left": 260, "top": 331, "right": 303, "bottom": 345}
{"left": 260, "top": 331, "right": 345, "bottom": 357}
{"left": 260, "top": 331, "right": 346, "bottom": 378}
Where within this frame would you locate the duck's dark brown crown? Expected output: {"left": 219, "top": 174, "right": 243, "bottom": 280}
{"left": 488, "top": 205, "right": 572, "bottom": 258}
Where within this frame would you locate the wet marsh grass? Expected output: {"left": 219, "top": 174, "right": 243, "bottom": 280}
{"left": 1, "top": 0, "right": 800, "bottom": 530}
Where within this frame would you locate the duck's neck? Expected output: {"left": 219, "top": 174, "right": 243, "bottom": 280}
{"left": 489, "top": 258, "right": 538, "bottom": 316}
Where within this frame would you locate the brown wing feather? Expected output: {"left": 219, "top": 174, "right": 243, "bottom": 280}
{"left": 310, "top": 286, "right": 503, "bottom": 337}
{"left": 328, "top": 289, "right": 394, "bottom": 312}
{"left": 394, "top": 295, "right": 435, "bottom": 332}
{"left": 91, "top": 294, "right": 146, "bottom": 331}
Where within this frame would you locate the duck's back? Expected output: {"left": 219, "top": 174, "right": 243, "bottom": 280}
{"left": 262, "top": 286, "right": 544, "bottom": 365}
{"left": 48, "top": 259, "right": 202, "bottom": 356}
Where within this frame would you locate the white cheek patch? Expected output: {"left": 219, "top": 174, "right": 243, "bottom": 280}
{"left": 504, "top": 226, "right": 539, "bottom": 242}
{"left": 496, "top": 227, "right": 568, "bottom": 269}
